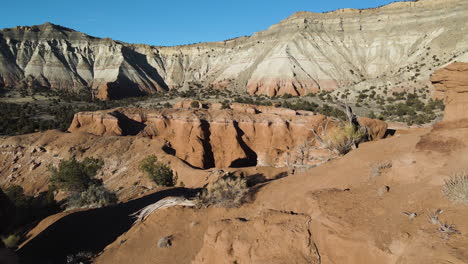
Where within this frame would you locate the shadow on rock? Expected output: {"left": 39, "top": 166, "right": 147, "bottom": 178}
{"left": 17, "top": 187, "right": 198, "bottom": 264}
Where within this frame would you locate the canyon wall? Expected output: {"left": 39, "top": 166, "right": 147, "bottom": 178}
{"left": 68, "top": 105, "right": 387, "bottom": 169}
{"left": 0, "top": 0, "right": 467, "bottom": 98}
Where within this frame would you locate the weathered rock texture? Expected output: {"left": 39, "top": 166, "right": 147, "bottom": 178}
{"left": 192, "top": 210, "right": 320, "bottom": 264}
{"left": 68, "top": 104, "right": 387, "bottom": 169}
{"left": 417, "top": 62, "right": 468, "bottom": 152}
{"left": 1, "top": 0, "right": 467, "bottom": 98}
{"left": 430, "top": 62, "right": 468, "bottom": 122}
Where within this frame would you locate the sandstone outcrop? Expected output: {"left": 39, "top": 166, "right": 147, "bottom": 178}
{"left": 430, "top": 62, "right": 468, "bottom": 122}
{"left": 68, "top": 104, "right": 387, "bottom": 169}
{"left": 357, "top": 117, "right": 388, "bottom": 140}
{"left": 417, "top": 62, "right": 468, "bottom": 152}
{"left": 1, "top": 0, "right": 467, "bottom": 98}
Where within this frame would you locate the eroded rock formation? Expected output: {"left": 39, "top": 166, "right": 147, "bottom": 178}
{"left": 68, "top": 104, "right": 387, "bottom": 169}
{"left": 430, "top": 62, "right": 468, "bottom": 122}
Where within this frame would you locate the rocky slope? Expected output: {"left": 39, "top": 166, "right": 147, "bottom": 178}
{"left": 8, "top": 62, "right": 468, "bottom": 264}
{"left": 0, "top": 102, "right": 386, "bottom": 200}
{"left": 1, "top": 0, "right": 467, "bottom": 98}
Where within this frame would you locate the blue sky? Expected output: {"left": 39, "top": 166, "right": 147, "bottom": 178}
{"left": 1, "top": 0, "right": 407, "bottom": 46}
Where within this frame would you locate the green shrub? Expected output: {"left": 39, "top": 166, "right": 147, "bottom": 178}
{"left": 196, "top": 175, "right": 248, "bottom": 208}
{"left": 3, "top": 185, "right": 59, "bottom": 233}
{"left": 221, "top": 100, "right": 231, "bottom": 109}
{"left": 190, "top": 101, "right": 200, "bottom": 108}
{"left": 66, "top": 184, "right": 117, "bottom": 209}
{"left": 139, "top": 155, "right": 175, "bottom": 187}
{"left": 48, "top": 157, "right": 103, "bottom": 193}
{"left": 1, "top": 233, "right": 20, "bottom": 248}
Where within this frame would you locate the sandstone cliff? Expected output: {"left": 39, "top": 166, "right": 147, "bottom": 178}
{"left": 67, "top": 105, "right": 387, "bottom": 169}
{"left": 1, "top": 0, "right": 467, "bottom": 98}
{"left": 430, "top": 62, "right": 468, "bottom": 122}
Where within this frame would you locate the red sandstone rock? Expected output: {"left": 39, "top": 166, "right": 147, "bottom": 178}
{"left": 430, "top": 62, "right": 468, "bottom": 122}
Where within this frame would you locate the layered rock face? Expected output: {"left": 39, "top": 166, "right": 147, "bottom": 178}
{"left": 430, "top": 62, "right": 468, "bottom": 122}
{"left": 68, "top": 105, "right": 387, "bottom": 169}
{"left": 417, "top": 62, "right": 468, "bottom": 152}
{"left": 1, "top": 0, "right": 467, "bottom": 98}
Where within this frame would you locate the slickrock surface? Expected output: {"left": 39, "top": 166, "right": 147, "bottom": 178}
{"left": 1, "top": 0, "right": 467, "bottom": 98}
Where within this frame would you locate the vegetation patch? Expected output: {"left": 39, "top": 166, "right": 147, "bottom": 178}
{"left": 196, "top": 174, "right": 248, "bottom": 208}
{"left": 65, "top": 184, "right": 117, "bottom": 210}
{"left": 313, "top": 122, "right": 367, "bottom": 155}
{"left": 442, "top": 171, "right": 468, "bottom": 205}
{"left": 139, "top": 155, "right": 176, "bottom": 187}
{"left": 48, "top": 157, "right": 117, "bottom": 209}
{"left": 48, "top": 157, "right": 104, "bottom": 193}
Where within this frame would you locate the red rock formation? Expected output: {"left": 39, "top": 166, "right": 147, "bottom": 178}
{"left": 430, "top": 62, "right": 468, "bottom": 122}
{"left": 417, "top": 62, "right": 468, "bottom": 152}
{"left": 357, "top": 117, "right": 388, "bottom": 140}
{"left": 68, "top": 105, "right": 388, "bottom": 169}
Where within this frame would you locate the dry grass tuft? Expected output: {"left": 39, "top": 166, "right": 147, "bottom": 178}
{"left": 426, "top": 209, "right": 460, "bottom": 238}
{"left": 370, "top": 161, "right": 392, "bottom": 178}
{"left": 196, "top": 175, "right": 248, "bottom": 208}
{"left": 426, "top": 209, "right": 443, "bottom": 225}
{"left": 438, "top": 222, "right": 460, "bottom": 236}
{"left": 312, "top": 123, "right": 367, "bottom": 155}
{"left": 442, "top": 171, "right": 468, "bottom": 205}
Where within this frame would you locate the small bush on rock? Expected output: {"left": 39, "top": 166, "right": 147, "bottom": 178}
{"left": 190, "top": 101, "right": 200, "bottom": 108}
{"left": 139, "top": 155, "right": 175, "bottom": 187}
{"left": 48, "top": 157, "right": 103, "bottom": 193}
{"left": 66, "top": 184, "right": 117, "bottom": 209}
{"left": 321, "top": 123, "right": 366, "bottom": 155}
{"left": 4, "top": 185, "right": 59, "bottom": 230}
{"left": 1, "top": 234, "right": 20, "bottom": 248}
{"left": 442, "top": 171, "right": 468, "bottom": 205}
{"left": 196, "top": 175, "right": 248, "bottom": 208}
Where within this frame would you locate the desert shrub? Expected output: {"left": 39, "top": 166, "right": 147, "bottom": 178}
{"left": 442, "top": 171, "right": 468, "bottom": 205}
{"left": 221, "top": 100, "right": 231, "bottom": 109}
{"left": 66, "top": 184, "right": 117, "bottom": 209}
{"left": 48, "top": 157, "right": 103, "bottom": 193}
{"left": 190, "top": 100, "right": 200, "bottom": 108}
{"left": 196, "top": 175, "right": 248, "bottom": 208}
{"left": 1, "top": 234, "right": 20, "bottom": 248}
{"left": 4, "top": 185, "right": 59, "bottom": 230}
{"left": 319, "top": 123, "right": 367, "bottom": 155}
{"left": 139, "top": 155, "right": 175, "bottom": 187}
{"left": 370, "top": 161, "right": 392, "bottom": 178}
